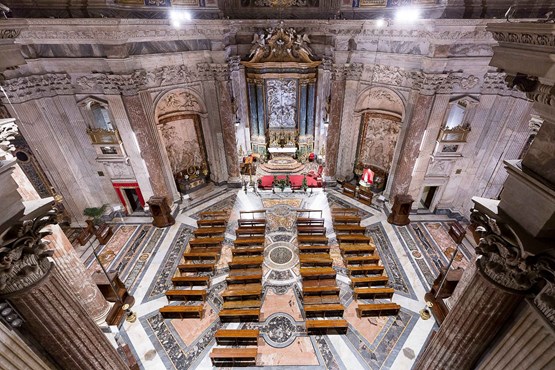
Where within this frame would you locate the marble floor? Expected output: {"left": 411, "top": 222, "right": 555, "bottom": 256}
{"left": 83, "top": 185, "right": 475, "bottom": 370}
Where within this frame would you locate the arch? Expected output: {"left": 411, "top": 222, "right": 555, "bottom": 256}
{"left": 154, "top": 88, "right": 207, "bottom": 122}
{"left": 354, "top": 86, "right": 405, "bottom": 119}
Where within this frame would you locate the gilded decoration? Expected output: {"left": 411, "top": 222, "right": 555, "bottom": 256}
{"left": 0, "top": 211, "right": 57, "bottom": 295}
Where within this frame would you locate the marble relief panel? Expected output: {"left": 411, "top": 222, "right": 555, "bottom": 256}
{"left": 358, "top": 114, "right": 401, "bottom": 171}
{"left": 159, "top": 118, "right": 203, "bottom": 174}
{"left": 266, "top": 79, "right": 298, "bottom": 129}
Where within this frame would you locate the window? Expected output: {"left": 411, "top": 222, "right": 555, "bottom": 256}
{"left": 445, "top": 103, "right": 465, "bottom": 129}
{"left": 90, "top": 104, "right": 114, "bottom": 131}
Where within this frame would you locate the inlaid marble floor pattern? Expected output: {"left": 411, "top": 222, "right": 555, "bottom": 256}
{"left": 99, "top": 186, "right": 473, "bottom": 369}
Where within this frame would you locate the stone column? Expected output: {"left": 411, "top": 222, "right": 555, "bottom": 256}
{"left": 0, "top": 322, "right": 52, "bottom": 370}
{"left": 413, "top": 201, "right": 551, "bottom": 370}
{"left": 256, "top": 80, "right": 265, "bottom": 137}
{"left": 306, "top": 82, "right": 316, "bottom": 138}
{"left": 229, "top": 57, "right": 251, "bottom": 156}
{"left": 214, "top": 68, "right": 240, "bottom": 181}
{"left": 122, "top": 94, "right": 172, "bottom": 203}
{"left": 389, "top": 89, "right": 436, "bottom": 198}
{"left": 247, "top": 80, "right": 259, "bottom": 137}
{"left": 325, "top": 66, "right": 346, "bottom": 178}
{"left": 0, "top": 211, "right": 128, "bottom": 370}
{"left": 299, "top": 81, "right": 308, "bottom": 136}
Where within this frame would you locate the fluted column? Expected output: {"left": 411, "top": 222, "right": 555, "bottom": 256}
{"left": 0, "top": 323, "right": 52, "bottom": 370}
{"left": 0, "top": 211, "right": 128, "bottom": 370}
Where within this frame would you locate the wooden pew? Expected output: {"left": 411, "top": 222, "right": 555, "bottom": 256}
{"left": 331, "top": 208, "right": 359, "bottom": 215}
{"left": 222, "top": 300, "right": 261, "bottom": 310}
{"left": 229, "top": 256, "right": 264, "bottom": 269}
{"left": 299, "top": 254, "right": 333, "bottom": 267}
{"left": 303, "top": 286, "right": 340, "bottom": 304}
{"left": 340, "top": 245, "right": 375, "bottom": 256}
{"left": 171, "top": 276, "right": 210, "bottom": 287}
{"left": 235, "top": 227, "right": 266, "bottom": 237}
{"left": 342, "top": 183, "right": 357, "bottom": 198}
{"left": 303, "top": 279, "right": 337, "bottom": 288}
{"left": 345, "top": 255, "right": 381, "bottom": 265}
{"left": 165, "top": 289, "right": 206, "bottom": 302}
{"left": 350, "top": 276, "right": 389, "bottom": 287}
{"left": 197, "top": 218, "right": 227, "bottom": 228}
{"left": 187, "top": 246, "right": 221, "bottom": 254}
{"left": 297, "top": 218, "right": 325, "bottom": 227}
{"left": 219, "top": 308, "right": 260, "bottom": 322}
{"left": 232, "top": 246, "right": 264, "bottom": 256}
{"left": 238, "top": 218, "right": 266, "bottom": 228}
{"left": 193, "top": 227, "right": 226, "bottom": 238}
{"left": 178, "top": 263, "right": 215, "bottom": 273}
{"left": 298, "top": 235, "right": 328, "bottom": 245}
{"left": 356, "top": 303, "right": 401, "bottom": 318}
{"left": 222, "top": 287, "right": 262, "bottom": 301}
{"left": 226, "top": 273, "right": 263, "bottom": 285}
{"left": 305, "top": 304, "right": 344, "bottom": 318}
{"left": 215, "top": 329, "right": 259, "bottom": 346}
{"left": 334, "top": 225, "right": 366, "bottom": 235}
{"left": 301, "top": 267, "right": 336, "bottom": 280}
{"left": 354, "top": 287, "right": 395, "bottom": 300}
{"left": 189, "top": 237, "right": 224, "bottom": 247}
{"left": 210, "top": 348, "right": 258, "bottom": 367}
{"left": 306, "top": 320, "right": 348, "bottom": 335}
{"left": 159, "top": 305, "right": 203, "bottom": 319}
{"left": 200, "top": 210, "right": 228, "bottom": 219}
{"left": 358, "top": 188, "right": 373, "bottom": 206}
{"left": 183, "top": 252, "right": 219, "bottom": 261}
{"left": 228, "top": 267, "right": 263, "bottom": 277}
{"left": 332, "top": 215, "right": 362, "bottom": 225}
{"left": 348, "top": 265, "right": 385, "bottom": 275}
{"left": 234, "top": 237, "right": 265, "bottom": 247}
{"left": 337, "top": 235, "right": 372, "bottom": 244}
{"left": 299, "top": 245, "right": 331, "bottom": 254}
{"left": 297, "top": 226, "right": 327, "bottom": 236}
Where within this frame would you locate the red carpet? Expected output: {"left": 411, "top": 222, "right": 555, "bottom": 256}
{"left": 258, "top": 175, "right": 322, "bottom": 190}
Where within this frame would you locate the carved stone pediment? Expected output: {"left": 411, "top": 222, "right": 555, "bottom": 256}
{"left": 245, "top": 22, "right": 319, "bottom": 64}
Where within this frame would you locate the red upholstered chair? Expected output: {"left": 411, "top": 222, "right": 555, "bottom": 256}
{"left": 307, "top": 165, "right": 324, "bottom": 187}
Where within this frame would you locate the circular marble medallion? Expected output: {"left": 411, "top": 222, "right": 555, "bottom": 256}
{"left": 264, "top": 242, "right": 298, "bottom": 271}
{"left": 262, "top": 313, "right": 298, "bottom": 348}
{"left": 269, "top": 246, "right": 293, "bottom": 265}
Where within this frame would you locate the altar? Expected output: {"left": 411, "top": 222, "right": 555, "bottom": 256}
{"left": 268, "top": 147, "right": 296, "bottom": 158}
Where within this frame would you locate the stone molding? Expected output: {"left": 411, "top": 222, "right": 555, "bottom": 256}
{"left": 1, "top": 73, "right": 73, "bottom": 102}
{"left": 197, "top": 63, "right": 229, "bottom": 81}
{"left": 490, "top": 30, "right": 555, "bottom": 47}
{"left": 0, "top": 29, "right": 21, "bottom": 39}
{"left": 76, "top": 70, "right": 147, "bottom": 96}
{"left": 470, "top": 207, "right": 555, "bottom": 325}
{"left": 0, "top": 210, "right": 57, "bottom": 295}
{"left": 505, "top": 74, "right": 555, "bottom": 107}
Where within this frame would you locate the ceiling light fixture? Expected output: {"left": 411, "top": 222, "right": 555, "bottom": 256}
{"left": 395, "top": 7, "right": 421, "bottom": 23}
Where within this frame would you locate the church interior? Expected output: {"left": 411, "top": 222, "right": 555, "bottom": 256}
{"left": 0, "top": 1, "right": 554, "bottom": 369}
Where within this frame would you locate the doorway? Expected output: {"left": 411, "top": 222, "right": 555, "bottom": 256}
{"left": 420, "top": 186, "right": 438, "bottom": 210}
{"left": 123, "top": 188, "right": 143, "bottom": 213}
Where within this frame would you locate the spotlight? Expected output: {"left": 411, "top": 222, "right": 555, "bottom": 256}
{"left": 395, "top": 7, "right": 421, "bottom": 23}
{"left": 169, "top": 10, "right": 192, "bottom": 28}
{"left": 376, "top": 18, "right": 385, "bottom": 28}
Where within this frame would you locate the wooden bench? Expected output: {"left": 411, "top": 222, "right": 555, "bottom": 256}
{"left": 297, "top": 226, "right": 327, "bottom": 236}
{"left": 345, "top": 255, "right": 381, "bottom": 265}
{"left": 234, "top": 237, "right": 266, "bottom": 246}
{"left": 332, "top": 215, "right": 362, "bottom": 225}
{"left": 337, "top": 235, "right": 372, "bottom": 244}
{"left": 187, "top": 246, "right": 221, "bottom": 254}
{"left": 183, "top": 252, "right": 219, "bottom": 261}
{"left": 222, "top": 288, "right": 262, "bottom": 301}
{"left": 340, "top": 245, "right": 375, "bottom": 256}
{"left": 200, "top": 210, "right": 229, "bottom": 219}
{"left": 297, "top": 218, "right": 325, "bottom": 227}
{"left": 356, "top": 303, "right": 401, "bottom": 317}
{"left": 189, "top": 237, "right": 224, "bottom": 247}
{"left": 354, "top": 287, "right": 395, "bottom": 300}
{"left": 235, "top": 227, "right": 266, "bottom": 237}
{"left": 229, "top": 256, "right": 264, "bottom": 269}
{"left": 305, "top": 304, "right": 345, "bottom": 318}
{"left": 238, "top": 218, "right": 266, "bottom": 227}
{"left": 342, "top": 183, "right": 357, "bottom": 198}
{"left": 298, "top": 235, "right": 328, "bottom": 245}
{"left": 226, "top": 273, "right": 263, "bottom": 285}
{"left": 301, "top": 267, "right": 336, "bottom": 280}
{"left": 303, "top": 279, "right": 337, "bottom": 288}
{"left": 165, "top": 289, "right": 206, "bottom": 302}
{"left": 210, "top": 347, "right": 258, "bottom": 367}
{"left": 222, "top": 300, "right": 262, "bottom": 310}
{"left": 334, "top": 225, "right": 366, "bottom": 235}
{"left": 304, "top": 295, "right": 340, "bottom": 305}
{"left": 228, "top": 267, "right": 263, "bottom": 277}
{"left": 171, "top": 276, "right": 210, "bottom": 287}
{"left": 306, "top": 319, "right": 348, "bottom": 335}
{"left": 232, "top": 246, "right": 264, "bottom": 256}
{"left": 215, "top": 329, "right": 259, "bottom": 346}
{"left": 299, "top": 245, "right": 331, "bottom": 253}
{"left": 299, "top": 254, "right": 333, "bottom": 267}
{"left": 348, "top": 265, "right": 385, "bottom": 275}
{"left": 358, "top": 188, "right": 373, "bottom": 206}
{"left": 159, "top": 305, "right": 203, "bottom": 319}
{"left": 219, "top": 308, "right": 260, "bottom": 322}
{"left": 193, "top": 227, "right": 226, "bottom": 238}
{"left": 331, "top": 208, "right": 359, "bottom": 215}
{"left": 197, "top": 218, "right": 227, "bottom": 228}
{"left": 351, "top": 276, "right": 389, "bottom": 287}
{"left": 303, "top": 286, "right": 340, "bottom": 304}
{"left": 178, "top": 263, "right": 215, "bottom": 273}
